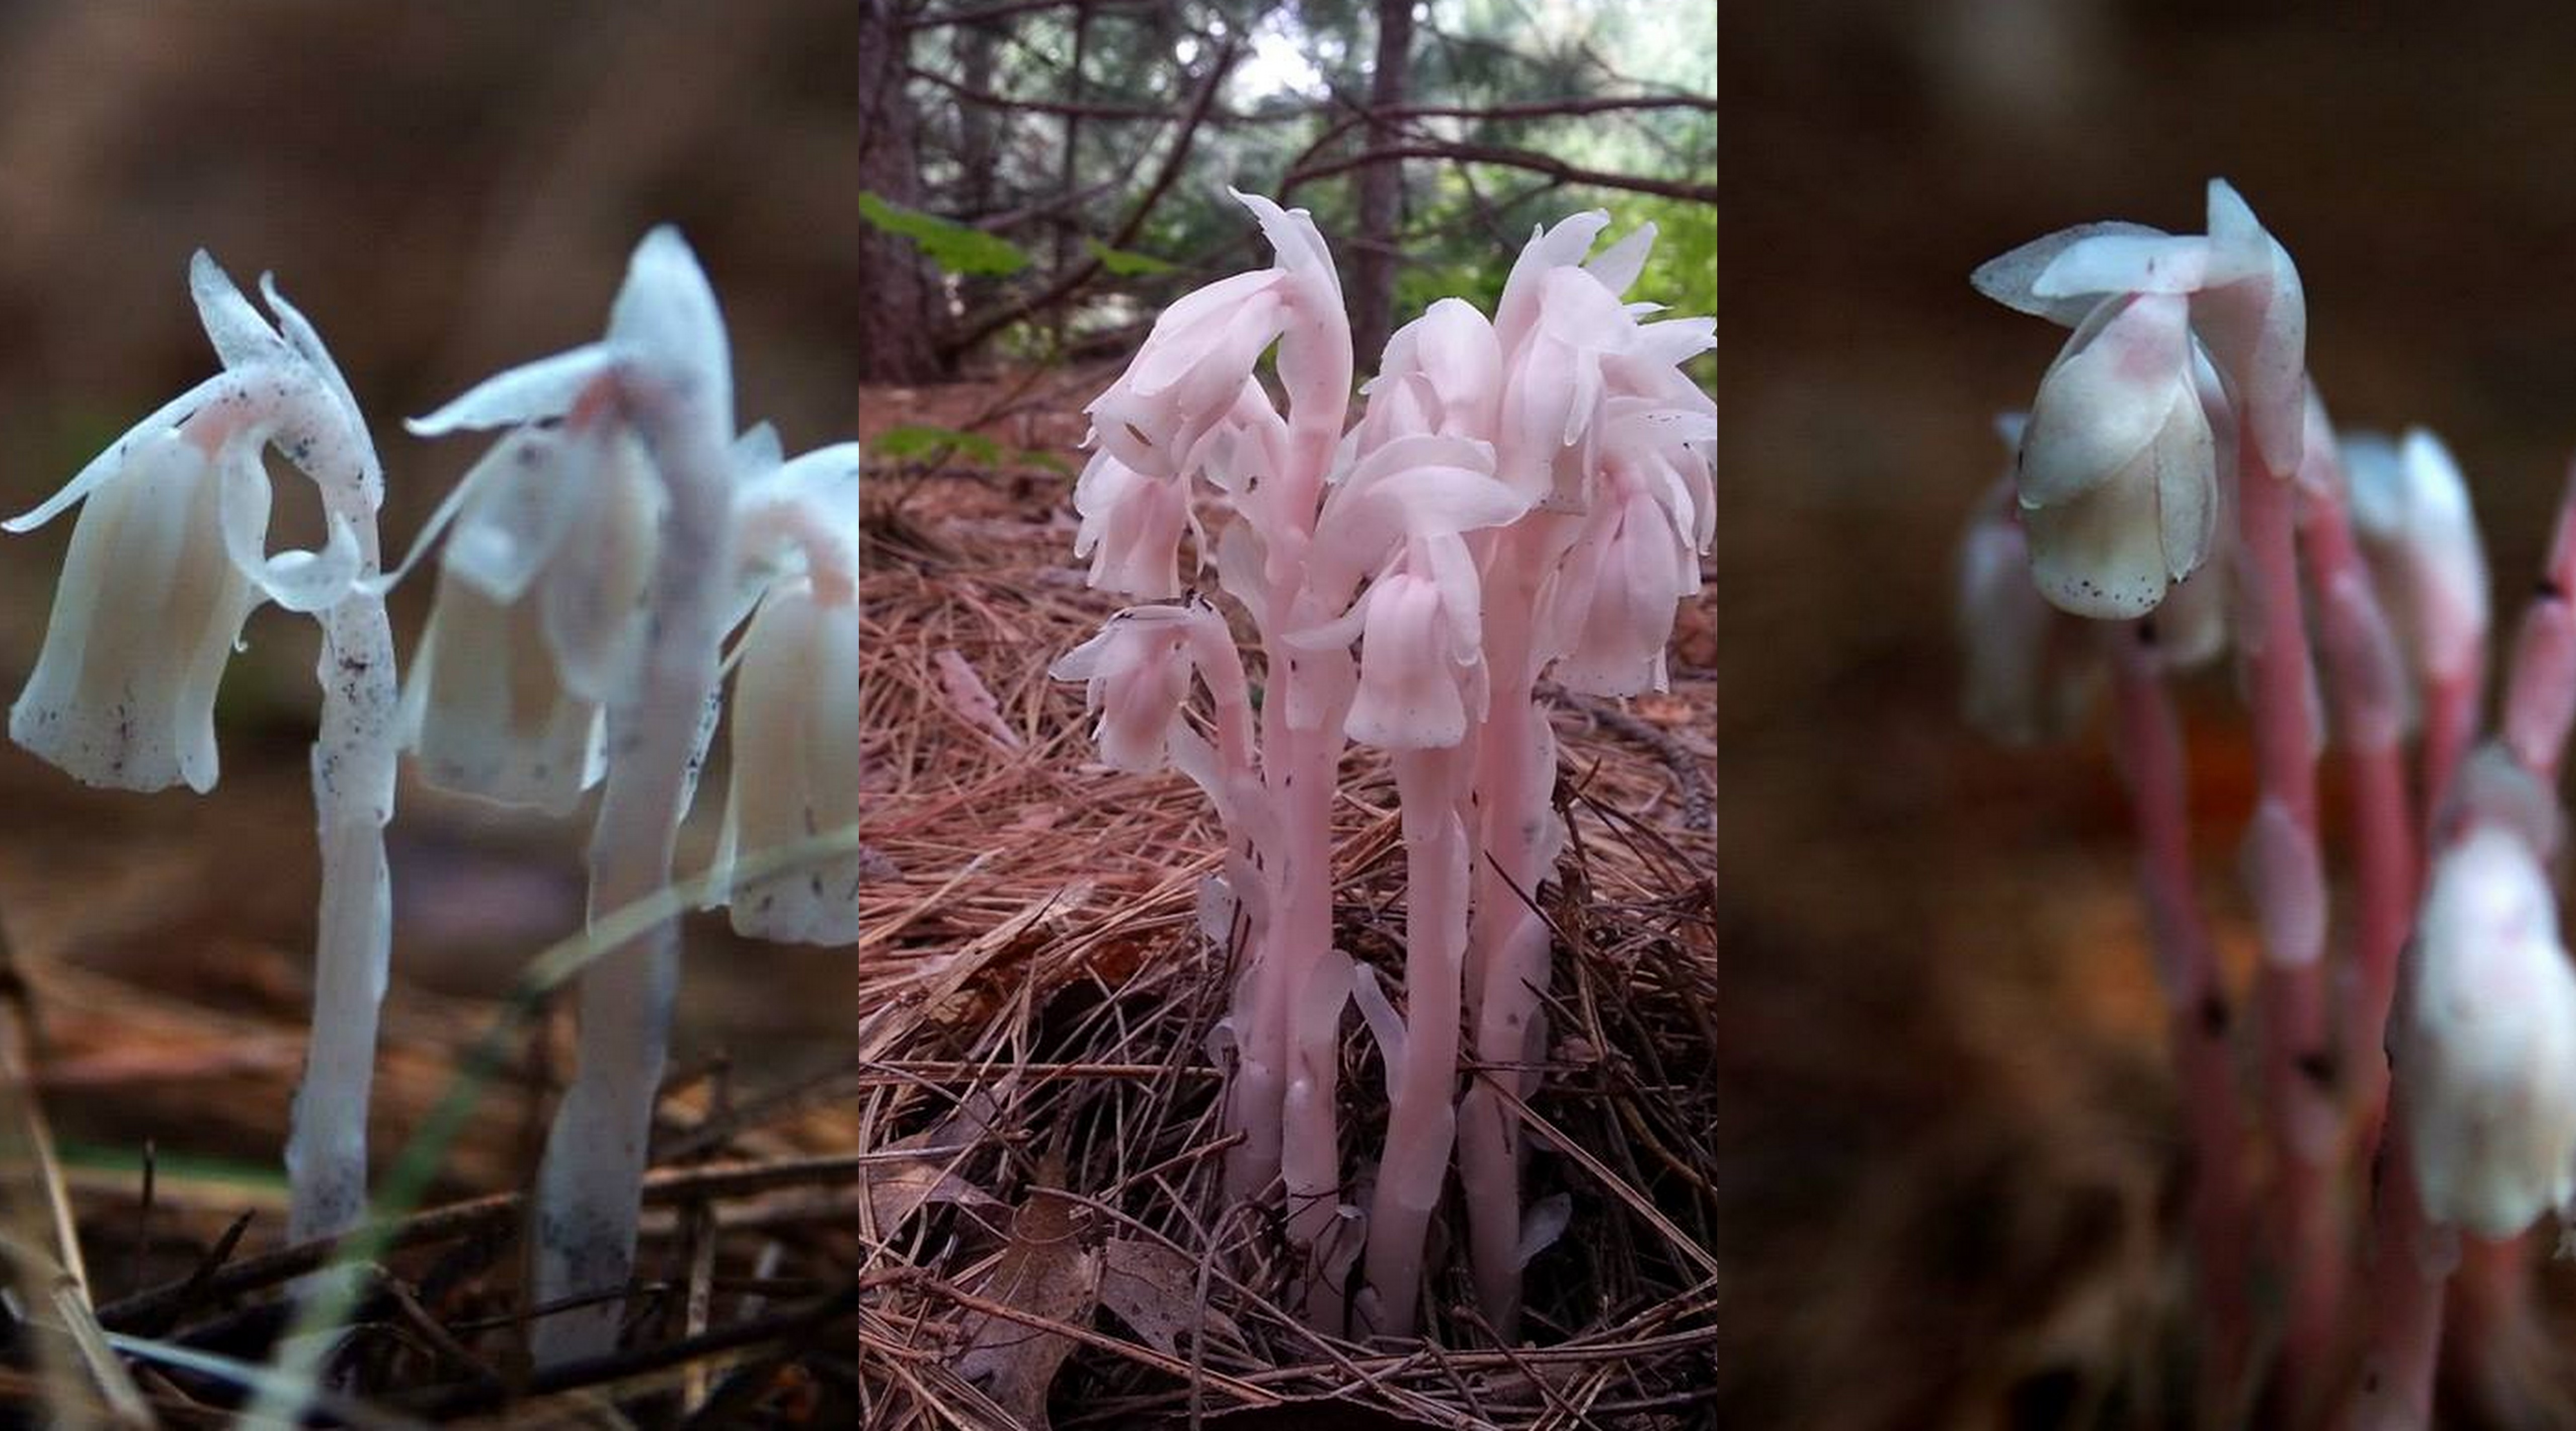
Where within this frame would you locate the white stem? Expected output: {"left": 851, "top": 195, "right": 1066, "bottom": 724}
{"left": 284, "top": 565, "right": 397, "bottom": 1244}
{"left": 529, "top": 366, "right": 733, "bottom": 1367}
{"left": 178, "top": 381, "right": 400, "bottom": 1250}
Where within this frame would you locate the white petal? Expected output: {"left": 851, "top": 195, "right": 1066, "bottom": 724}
{"left": 4, "top": 373, "right": 232, "bottom": 533}
{"left": 2023, "top": 457, "right": 2172, "bottom": 619}
{"left": 2016, "top": 294, "right": 2199, "bottom": 509}
{"left": 1581, "top": 223, "right": 1656, "bottom": 297}
{"left": 406, "top": 346, "right": 614, "bottom": 436}
{"left": 190, "top": 251, "right": 288, "bottom": 369}
{"left": 608, "top": 226, "right": 733, "bottom": 434}
{"left": 215, "top": 436, "right": 362, "bottom": 613}
{"left": 400, "top": 568, "right": 602, "bottom": 814}
{"left": 1971, "top": 220, "right": 2177, "bottom": 325}
{"left": 2032, "top": 233, "right": 2214, "bottom": 300}
{"left": 539, "top": 431, "right": 663, "bottom": 704}
{"left": 442, "top": 427, "right": 587, "bottom": 604}
{"left": 10, "top": 433, "right": 257, "bottom": 792}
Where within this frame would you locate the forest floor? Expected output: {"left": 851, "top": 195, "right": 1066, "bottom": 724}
{"left": 852, "top": 372, "right": 1719, "bottom": 1428}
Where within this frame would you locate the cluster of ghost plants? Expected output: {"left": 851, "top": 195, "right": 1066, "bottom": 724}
{"left": 6, "top": 231, "right": 857, "bottom": 1367}
{"left": 1960, "top": 180, "right": 2576, "bottom": 1427}
{"left": 1055, "top": 191, "right": 1714, "bottom": 1338}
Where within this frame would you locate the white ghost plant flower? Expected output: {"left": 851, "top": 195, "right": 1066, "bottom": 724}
{"left": 2345, "top": 427, "right": 2490, "bottom": 716}
{"left": 405, "top": 227, "right": 747, "bottom": 1367}
{"left": 6, "top": 253, "right": 403, "bottom": 1246}
{"left": 2008, "top": 292, "right": 2216, "bottom": 618}
{"left": 2398, "top": 803, "right": 2576, "bottom": 1240}
{"left": 1974, "top": 180, "right": 2308, "bottom": 620}
{"left": 704, "top": 441, "right": 859, "bottom": 946}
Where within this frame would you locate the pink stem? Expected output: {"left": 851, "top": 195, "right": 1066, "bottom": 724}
{"left": 2419, "top": 461, "right": 2576, "bottom": 1421}
{"left": 2234, "top": 430, "right": 2346, "bottom": 1418}
{"left": 2351, "top": 1109, "right": 2447, "bottom": 1430}
{"left": 2297, "top": 468, "right": 2418, "bottom": 1164}
{"left": 2105, "top": 624, "right": 2253, "bottom": 1410}
{"left": 2499, "top": 460, "right": 2576, "bottom": 784}
{"left": 1457, "top": 514, "right": 1576, "bottom": 1337}
{"left": 1361, "top": 744, "right": 1470, "bottom": 1335}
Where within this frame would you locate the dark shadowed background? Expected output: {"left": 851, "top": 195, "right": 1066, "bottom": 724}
{"left": 1723, "top": 2, "right": 2576, "bottom": 1422}
{"left": 0, "top": 2, "right": 854, "bottom": 1210}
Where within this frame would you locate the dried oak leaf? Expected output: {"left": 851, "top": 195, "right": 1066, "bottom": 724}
{"left": 955, "top": 1186, "right": 1099, "bottom": 1428}
{"left": 1097, "top": 1236, "right": 1242, "bottom": 1357}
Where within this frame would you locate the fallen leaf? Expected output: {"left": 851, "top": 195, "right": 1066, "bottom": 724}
{"left": 1097, "top": 1236, "right": 1241, "bottom": 1357}
{"left": 954, "top": 1187, "right": 1098, "bottom": 1428}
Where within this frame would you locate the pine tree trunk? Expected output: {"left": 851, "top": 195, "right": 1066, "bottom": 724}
{"left": 1348, "top": 0, "right": 1414, "bottom": 368}
{"left": 858, "top": 0, "right": 946, "bottom": 383}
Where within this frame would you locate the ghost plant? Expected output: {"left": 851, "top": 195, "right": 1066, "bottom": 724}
{"left": 401, "top": 229, "right": 857, "bottom": 1364}
{"left": 1968, "top": 183, "right": 2576, "bottom": 1428}
{"left": 1056, "top": 192, "right": 1712, "bottom": 1337}
{"left": 6, "top": 255, "right": 399, "bottom": 1247}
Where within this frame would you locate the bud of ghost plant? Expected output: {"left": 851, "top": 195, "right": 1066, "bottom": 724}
{"left": 2345, "top": 427, "right": 2490, "bottom": 809}
{"left": 405, "top": 227, "right": 750, "bottom": 1366}
{"left": 6, "top": 254, "right": 400, "bottom": 1246}
{"left": 2398, "top": 799, "right": 2576, "bottom": 1240}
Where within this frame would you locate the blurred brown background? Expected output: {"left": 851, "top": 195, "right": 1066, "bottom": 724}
{"left": 0, "top": 2, "right": 855, "bottom": 1203}
{"left": 1722, "top": 1, "right": 2576, "bottom": 1422}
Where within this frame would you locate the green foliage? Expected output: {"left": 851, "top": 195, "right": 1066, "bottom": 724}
{"left": 858, "top": 192, "right": 1029, "bottom": 277}
{"left": 871, "top": 423, "right": 1071, "bottom": 474}
{"left": 1085, "top": 237, "right": 1179, "bottom": 277}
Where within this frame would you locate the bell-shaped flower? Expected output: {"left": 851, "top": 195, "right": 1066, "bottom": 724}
{"left": 1489, "top": 213, "right": 1714, "bottom": 513}
{"left": 1294, "top": 537, "right": 1489, "bottom": 751}
{"left": 400, "top": 548, "right": 605, "bottom": 816}
{"left": 393, "top": 229, "right": 730, "bottom": 808}
{"left": 2012, "top": 291, "right": 2217, "bottom": 618}
{"left": 10, "top": 430, "right": 264, "bottom": 791}
{"left": 1071, "top": 448, "right": 1191, "bottom": 599}
{"left": 708, "top": 575, "right": 857, "bottom": 945}
{"left": 2344, "top": 427, "right": 2489, "bottom": 697}
{"left": 699, "top": 440, "right": 858, "bottom": 944}
{"left": 1307, "top": 433, "right": 1521, "bottom": 608}
{"left": 1356, "top": 298, "right": 1503, "bottom": 448}
{"left": 1050, "top": 606, "right": 1203, "bottom": 772}
{"left": 1973, "top": 178, "right": 2305, "bottom": 478}
{"left": 1548, "top": 452, "right": 1702, "bottom": 696}
{"left": 2398, "top": 814, "right": 2576, "bottom": 1239}
{"left": 1088, "top": 191, "right": 1342, "bottom": 482}
{"left": 6, "top": 254, "right": 378, "bottom": 792}
{"left": 1957, "top": 475, "right": 2100, "bottom": 746}
{"left": 390, "top": 422, "right": 656, "bottom": 810}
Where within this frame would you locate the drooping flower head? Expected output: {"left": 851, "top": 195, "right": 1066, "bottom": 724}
{"left": 8, "top": 255, "right": 380, "bottom": 792}
{"left": 1973, "top": 180, "right": 2305, "bottom": 620}
{"left": 396, "top": 228, "right": 731, "bottom": 809}
{"left": 2397, "top": 756, "right": 2576, "bottom": 1240}
{"left": 705, "top": 440, "right": 860, "bottom": 946}
{"left": 2344, "top": 426, "right": 2490, "bottom": 701}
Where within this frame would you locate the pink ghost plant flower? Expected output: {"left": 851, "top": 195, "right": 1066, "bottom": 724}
{"left": 1071, "top": 448, "right": 1192, "bottom": 599}
{"left": 705, "top": 441, "right": 860, "bottom": 946}
{"left": 1088, "top": 189, "right": 1341, "bottom": 484}
{"left": 2397, "top": 779, "right": 2576, "bottom": 1240}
